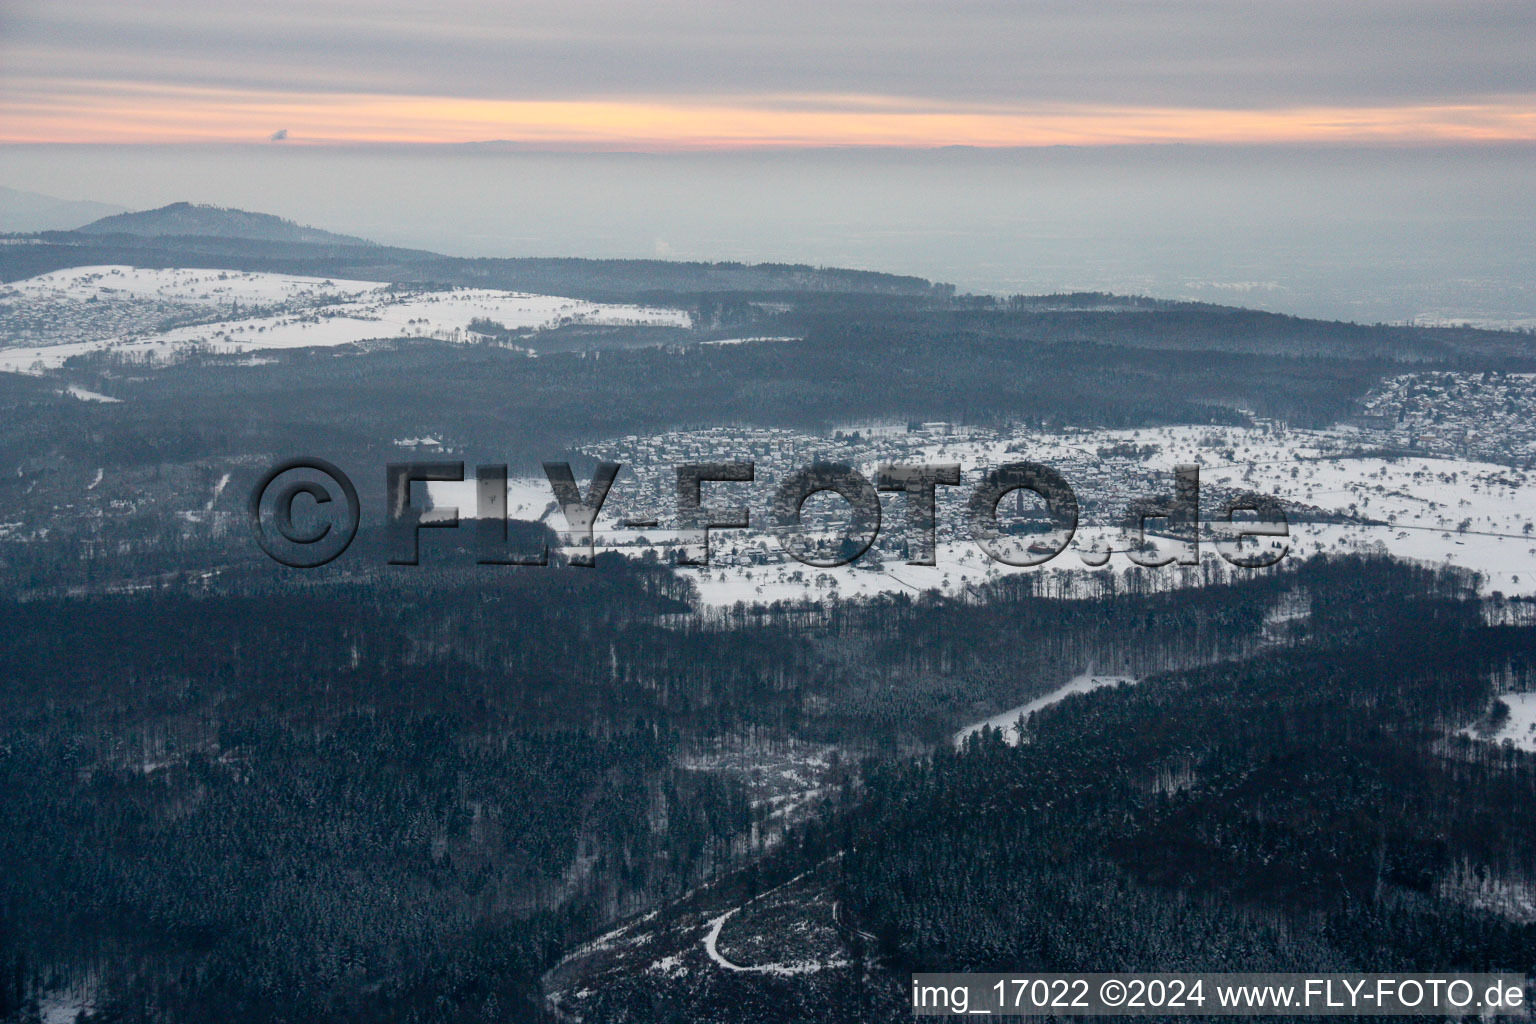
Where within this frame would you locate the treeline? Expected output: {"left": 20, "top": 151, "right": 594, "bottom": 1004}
{"left": 0, "top": 544, "right": 1358, "bottom": 745}
{"left": 4, "top": 235, "right": 946, "bottom": 303}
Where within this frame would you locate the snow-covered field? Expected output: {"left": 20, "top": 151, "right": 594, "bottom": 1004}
{"left": 1463, "top": 692, "right": 1536, "bottom": 753}
{"left": 953, "top": 668, "right": 1138, "bottom": 747}
{"left": 0, "top": 265, "right": 691, "bottom": 372}
{"left": 699, "top": 336, "right": 802, "bottom": 346}
{"left": 427, "top": 476, "right": 559, "bottom": 524}
{"left": 431, "top": 421, "right": 1536, "bottom": 606}
{"left": 4, "top": 264, "right": 383, "bottom": 306}
{"left": 62, "top": 384, "right": 121, "bottom": 403}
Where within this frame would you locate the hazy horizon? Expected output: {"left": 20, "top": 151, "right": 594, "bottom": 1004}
{"left": 3, "top": 142, "right": 1533, "bottom": 326}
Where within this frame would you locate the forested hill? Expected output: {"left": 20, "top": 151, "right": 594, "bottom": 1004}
{"left": 3, "top": 221, "right": 947, "bottom": 302}
{"left": 75, "top": 202, "right": 375, "bottom": 246}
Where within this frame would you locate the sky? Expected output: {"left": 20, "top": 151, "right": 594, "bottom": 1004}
{"left": 3, "top": 0, "right": 1536, "bottom": 148}
{"left": 0, "top": 1, "right": 1533, "bottom": 325}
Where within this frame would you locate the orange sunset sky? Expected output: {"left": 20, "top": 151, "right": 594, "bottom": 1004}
{"left": 3, "top": 1, "right": 1535, "bottom": 149}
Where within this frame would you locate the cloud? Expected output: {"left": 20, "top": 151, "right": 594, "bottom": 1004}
{"left": 5, "top": 82, "right": 1534, "bottom": 148}
{"left": 1, "top": 1, "right": 1534, "bottom": 145}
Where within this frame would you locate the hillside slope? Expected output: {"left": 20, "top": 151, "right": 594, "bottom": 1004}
{"left": 76, "top": 202, "right": 374, "bottom": 246}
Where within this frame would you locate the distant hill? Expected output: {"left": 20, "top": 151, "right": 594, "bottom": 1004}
{"left": 0, "top": 186, "right": 128, "bottom": 232}
{"left": 6, "top": 232, "right": 948, "bottom": 302}
{"left": 76, "top": 202, "right": 374, "bottom": 246}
